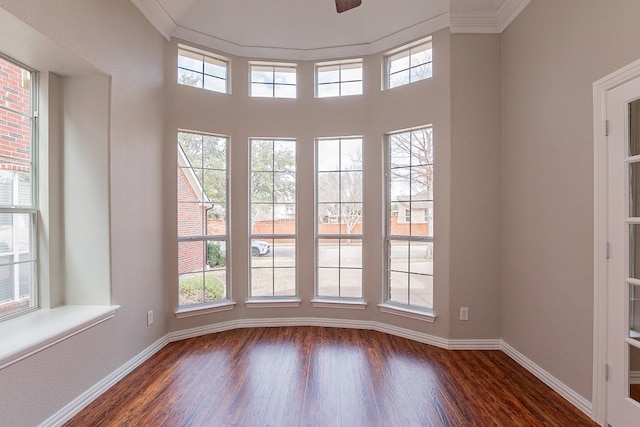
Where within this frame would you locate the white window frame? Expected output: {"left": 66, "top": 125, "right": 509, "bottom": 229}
{"left": 384, "top": 37, "right": 433, "bottom": 90}
{"left": 0, "top": 54, "right": 38, "bottom": 322}
{"left": 177, "top": 130, "right": 231, "bottom": 312}
{"left": 383, "top": 126, "right": 434, "bottom": 316}
{"left": 249, "top": 62, "right": 297, "bottom": 99}
{"left": 178, "top": 45, "right": 230, "bottom": 94}
{"left": 248, "top": 138, "right": 298, "bottom": 302}
{"left": 314, "top": 137, "right": 364, "bottom": 303}
{"left": 315, "top": 59, "right": 363, "bottom": 98}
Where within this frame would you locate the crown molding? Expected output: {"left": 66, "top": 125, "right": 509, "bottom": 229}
{"left": 173, "top": 13, "right": 449, "bottom": 61}
{"left": 450, "top": 0, "right": 530, "bottom": 34}
{"left": 130, "top": 0, "right": 176, "bottom": 41}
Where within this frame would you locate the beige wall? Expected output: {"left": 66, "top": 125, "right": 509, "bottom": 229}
{"left": 449, "top": 34, "right": 502, "bottom": 339}
{"left": 6, "top": 0, "right": 640, "bottom": 424}
{"left": 165, "top": 29, "right": 456, "bottom": 337}
{"left": 501, "top": 0, "right": 640, "bottom": 400}
{"left": 0, "top": 1, "right": 167, "bottom": 426}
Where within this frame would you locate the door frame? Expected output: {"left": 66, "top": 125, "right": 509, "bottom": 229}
{"left": 593, "top": 58, "right": 640, "bottom": 426}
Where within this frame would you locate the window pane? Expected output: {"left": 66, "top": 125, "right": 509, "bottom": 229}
{"left": 340, "top": 269, "right": 362, "bottom": 298}
{"left": 341, "top": 81, "right": 362, "bottom": 96}
{"left": 341, "top": 203, "right": 362, "bottom": 233}
{"left": 204, "top": 59, "right": 227, "bottom": 79}
{"left": 202, "top": 170, "right": 226, "bottom": 202}
{"left": 274, "top": 140, "right": 296, "bottom": 171}
{"left": 178, "top": 69, "right": 203, "bottom": 88}
{"left": 179, "top": 271, "right": 226, "bottom": 306}
{"left": 0, "top": 257, "right": 14, "bottom": 303}
{"left": 318, "top": 66, "right": 340, "bottom": 84}
{"left": 341, "top": 172, "right": 362, "bottom": 202}
{"left": 411, "top": 63, "right": 432, "bottom": 82}
{"left": 251, "top": 267, "right": 274, "bottom": 297}
{"left": 274, "top": 67, "right": 296, "bottom": 85}
{"left": 207, "top": 204, "right": 226, "bottom": 234}
{"left": 389, "top": 271, "right": 409, "bottom": 305}
{"left": 341, "top": 139, "right": 362, "bottom": 170}
{"left": 317, "top": 83, "right": 340, "bottom": 98}
{"left": 251, "top": 66, "right": 274, "bottom": 83}
{"left": 341, "top": 63, "right": 362, "bottom": 81}
{"left": 274, "top": 268, "right": 295, "bottom": 296}
{"left": 251, "top": 83, "right": 274, "bottom": 97}
{"left": 388, "top": 52, "right": 410, "bottom": 74}
{"left": 389, "top": 70, "right": 410, "bottom": 89}
{"left": 274, "top": 84, "right": 296, "bottom": 98}
{"left": 203, "top": 75, "right": 226, "bottom": 93}
{"left": 251, "top": 172, "right": 274, "bottom": 203}
{"left": 178, "top": 50, "right": 203, "bottom": 72}
{"left": 409, "top": 273, "right": 433, "bottom": 308}
{"left": 318, "top": 267, "right": 339, "bottom": 296}
{"left": 318, "top": 173, "right": 340, "bottom": 203}
{"left": 203, "top": 136, "right": 226, "bottom": 169}
{"left": 318, "top": 140, "right": 340, "bottom": 171}
{"left": 340, "top": 239, "right": 362, "bottom": 269}
{"left": 252, "top": 205, "right": 274, "bottom": 233}
{"left": 274, "top": 172, "right": 296, "bottom": 203}
{"left": 178, "top": 240, "right": 205, "bottom": 275}
{"left": 318, "top": 241, "right": 340, "bottom": 268}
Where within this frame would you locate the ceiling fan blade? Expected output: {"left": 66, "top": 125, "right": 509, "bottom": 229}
{"left": 336, "top": 0, "right": 362, "bottom": 13}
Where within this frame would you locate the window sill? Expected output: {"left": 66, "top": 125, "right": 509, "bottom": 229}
{"left": 245, "top": 298, "right": 301, "bottom": 308}
{"left": 377, "top": 303, "right": 436, "bottom": 323}
{"left": 175, "top": 300, "right": 236, "bottom": 319}
{"left": 311, "top": 298, "right": 367, "bottom": 310}
{"left": 0, "top": 304, "right": 120, "bottom": 370}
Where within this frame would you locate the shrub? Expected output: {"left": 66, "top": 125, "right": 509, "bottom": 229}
{"left": 207, "top": 242, "right": 226, "bottom": 267}
{"left": 179, "top": 274, "right": 225, "bottom": 305}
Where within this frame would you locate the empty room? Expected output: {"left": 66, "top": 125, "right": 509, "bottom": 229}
{"left": 1, "top": 0, "right": 640, "bottom": 425}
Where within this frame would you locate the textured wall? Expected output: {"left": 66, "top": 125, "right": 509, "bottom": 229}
{"left": 501, "top": 0, "right": 640, "bottom": 400}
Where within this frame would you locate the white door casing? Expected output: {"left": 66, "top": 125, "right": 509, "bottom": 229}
{"left": 594, "top": 59, "right": 640, "bottom": 427}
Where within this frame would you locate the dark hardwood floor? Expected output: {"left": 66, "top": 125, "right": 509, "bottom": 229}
{"left": 65, "top": 327, "right": 598, "bottom": 426}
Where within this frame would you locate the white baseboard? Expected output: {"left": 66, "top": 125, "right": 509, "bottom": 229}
{"left": 39, "top": 321, "right": 587, "bottom": 426}
{"left": 501, "top": 341, "right": 593, "bottom": 419}
{"left": 39, "top": 335, "right": 169, "bottom": 427}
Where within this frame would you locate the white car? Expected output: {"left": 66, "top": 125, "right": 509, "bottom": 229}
{"left": 251, "top": 240, "right": 271, "bottom": 257}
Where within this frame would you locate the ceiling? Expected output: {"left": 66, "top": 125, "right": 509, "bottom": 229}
{"left": 131, "top": 0, "right": 529, "bottom": 60}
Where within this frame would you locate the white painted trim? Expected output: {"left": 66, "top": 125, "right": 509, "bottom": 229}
{"left": 174, "top": 300, "right": 236, "bottom": 319}
{"left": 450, "top": 0, "right": 530, "bottom": 34}
{"left": 39, "top": 335, "right": 169, "bottom": 427}
{"left": 129, "top": 0, "right": 176, "bottom": 41}
{"left": 377, "top": 303, "right": 436, "bottom": 323}
{"left": 501, "top": 341, "right": 593, "bottom": 419}
{"left": 0, "top": 305, "right": 120, "bottom": 371}
{"left": 592, "top": 57, "right": 640, "bottom": 426}
{"left": 172, "top": 14, "right": 450, "bottom": 62}
{"left": 244, "top": 299, "right": 301, "bottom": 308}
{"left": 37, "top": 320, "right": 591, "bottom": 425}
{"left": 310, "top": 299, "right": 367, "bottom": 309}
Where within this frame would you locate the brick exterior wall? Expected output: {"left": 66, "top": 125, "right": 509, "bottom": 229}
{"left": 177, "top": 167, "right": 206, "bottom": 274}
{"left": 0, "top": 58, "right": 31, "bottom": 314}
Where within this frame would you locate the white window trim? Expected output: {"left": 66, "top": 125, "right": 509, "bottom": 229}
{"left": 175, "top": 300, "right": 236, "bottom": 319}
{"left": 311, "top": 298, "right": 367, "bottom": 309}
{"left": 177, "top": 44, "right": 230, "bottom": 94}
{"left": 249, "top": 61, "right": 297, "bottom": 98}
{"left": 0, "top": 304, "right": 119, "bottom": 370}
{"left": 315, "top": 58, "right": 363, "bottom": 98}
{"left": 383, "top": 36, "right": 432, "bottom": 90}
{"left": 377, "top": 303, "right": 435, "bottom": 323}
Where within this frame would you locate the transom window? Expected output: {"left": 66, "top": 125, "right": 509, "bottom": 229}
{"left": 0, "top": 55, "right": 37, "bottom": 321}
{"left": 177, "top": 131, "right": 229, "bottom": 307}
{"left": 250, "top": 139, "right": 297, "bottom": 297}
{"left": 386, "top": 126, "right": 434, "bottom": 310}
{"left": 250, "top": 63, "right": 297, "bottom": 98}
{"left": 178, "top": 45, "right": 230, "bottom": 94}
{"left": 316, "top": 59, "right": 363, "bottom": 98}
{"left": 385, "top": 38, "right": 432, "bottom": 90}
{"left": 316, "top": 137, "right": 363, "bottom": 299}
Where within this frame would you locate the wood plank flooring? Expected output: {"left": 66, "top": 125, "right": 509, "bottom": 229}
{"left": 64, "top": 327, "right": 598, "bottom": 426}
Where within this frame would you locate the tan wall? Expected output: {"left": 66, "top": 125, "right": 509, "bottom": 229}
{"left": 501, "top": 0, "right": 640, "bottom": 400}
{"left": 165, "top": 29, "right": 454, "bottom": 337}
{"left": 449, "top": 33, "right": 502, "bottom": 339}
{"left": 0, "top": 1, "right": 167, "bottom": 425}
